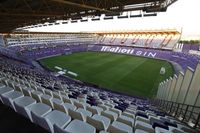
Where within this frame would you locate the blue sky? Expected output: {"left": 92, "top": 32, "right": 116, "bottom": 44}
{"left": 29, "top": 0, "right": 200, "bottom": 40}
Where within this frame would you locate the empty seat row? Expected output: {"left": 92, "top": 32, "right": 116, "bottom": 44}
{"left": 0, "top": 75, "right": 196, "bottom": 133}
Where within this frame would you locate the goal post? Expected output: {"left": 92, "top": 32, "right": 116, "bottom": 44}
{"left": 160, "top": 67, "right": 166, "bottom": 75}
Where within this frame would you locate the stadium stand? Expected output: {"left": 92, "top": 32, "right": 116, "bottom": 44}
{"left": 96, "top": 30, "right": 181, "bottom": 50}
{"left": 3, "top": 31, "right": 200, "bottom": 73}
{"left": 0, "top": 57, "right": 198, "bottom": 133}
{"left": 0, "top": 31, "right": 199, "bottom": 132}
{"left": 0, "top": 0, "right": 199, "bottom": 132}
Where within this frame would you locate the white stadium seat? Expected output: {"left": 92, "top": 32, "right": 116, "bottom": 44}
{"left": 1, "top": 91, "right": 24, "bottom": 110}
{"left": 13, "top": 96, "right": 36, "bottom": 118}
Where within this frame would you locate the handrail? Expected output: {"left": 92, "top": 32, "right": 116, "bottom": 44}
{"left": 151, "top": 99, "right": 200, "bottom": 130}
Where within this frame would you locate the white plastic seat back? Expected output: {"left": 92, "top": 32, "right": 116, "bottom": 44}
{"left": 31, "top": 90, "right": 43, "bottom": 102}
{"left": 51, "top": 98, "right": 63, "bottom": 109}
{"left": 53, "top": 124, "right": 69, "bottom": 133}
{"left": 135, "top": 121, "right": 154, "bottom": 133}
{"left": 62, "top": 96, "right": 72, "bottom": 104}
{"left": 74, "top": 101, "right": 85, "bottom": 109}
{"left": 14, "top": 96, "right": 36, "bottom": 118}
{"left": 68, "top": 109, "right": 84, "bottom": 121}
{"left": 76, "top": 108, "right": 92, "bottom": 121}
{"left": 87, "top": 116, "right": 104, "bottom": 131}
{"left": 40, "top": 110, "right": 71, "bottom": 133}
{"left": 30, "top": 103, "right": 52, "bottom": 124}
{"left": 107, "top": 121, "right": 133, "bottom": 133}
{"left": 0, "top": 86, "right": 14, "bottom": 102}
{"left": 86, "top": 106, "right": 103, "bottom": 115}
{"left": 1, "top": 91, "right": 24, "bottom": 110}
{"left": 22, "top": 87, "right": 34, "bottom": 97}
{"left": 54, "top": 103, "right": 76, "bottom": 114}
{"left": 135, "top": 129, "right": 150, "bottom": 133}
{"left": 0, "top": 86, "right": 14, "bottom": 95}
{"left": 44, "top": 89, "right": 53, "bottom": 96}
{"left": 87, "top": 114, "right": 110, "bottom": 131}
{"left": 41, "top": 94, "right": 53, "bottom": 107}
{"left": 117, "top": 115, "right": 135, "bottom": 127}
{"left": 109, "top": 108, "right": 122, "bottom": 116}
{"left": 65, "top": 119, "right": 96, "bottom": 133}
{"left": 101, "top": 110, "right": 118, "bottom": 122}
{"left": 53, "top": 92, "right": 62, "bottom": 100}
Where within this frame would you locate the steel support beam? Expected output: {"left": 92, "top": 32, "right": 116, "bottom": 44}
{"left": 50, "top": 0, "right": 113, "bottom": 13}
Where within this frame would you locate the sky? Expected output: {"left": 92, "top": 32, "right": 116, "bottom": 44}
{"left": 29, "top": 0, "right": 200, "bottom": 40}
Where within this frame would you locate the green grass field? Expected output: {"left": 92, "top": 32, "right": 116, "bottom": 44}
{"left": 39, "top": 52, "right": 174, "bottom": 98}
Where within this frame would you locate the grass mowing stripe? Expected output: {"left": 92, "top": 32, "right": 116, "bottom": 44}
{"left": 40, "top": 52, "right": 174, "bottom": 98}
{"left": 95, "top": 56, "right": 147, "bottom": 88}
{"left": 76, "top": 53, "right": 130, "bottom": 76}
{"left": 66, "top": 52, "right": 118, "bottom": 73}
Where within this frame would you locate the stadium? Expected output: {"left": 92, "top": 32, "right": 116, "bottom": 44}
{"left": 0, "top": 0, "right": 199, "bottom": 133}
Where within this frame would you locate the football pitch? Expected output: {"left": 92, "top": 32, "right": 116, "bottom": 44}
{"left": 40, "top": 52, "right": 174, "bottom": 98}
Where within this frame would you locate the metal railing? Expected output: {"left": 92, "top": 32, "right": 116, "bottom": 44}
{"left": 152, "top": 99, "right": 200, "bottom": 130}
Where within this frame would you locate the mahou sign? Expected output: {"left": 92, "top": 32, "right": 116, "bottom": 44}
{"left": 101, "top": 46, "right": 157, "bottom": 58}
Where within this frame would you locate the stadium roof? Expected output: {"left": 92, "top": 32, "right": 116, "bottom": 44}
{"left": 96, "top": 29, "right": 181, "bottom": 35}
{"left": 2, "top": 29, "right": 181, "bottom": 36}
{"left": 0, "top": 0, "right": 177, "bottom": 32}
